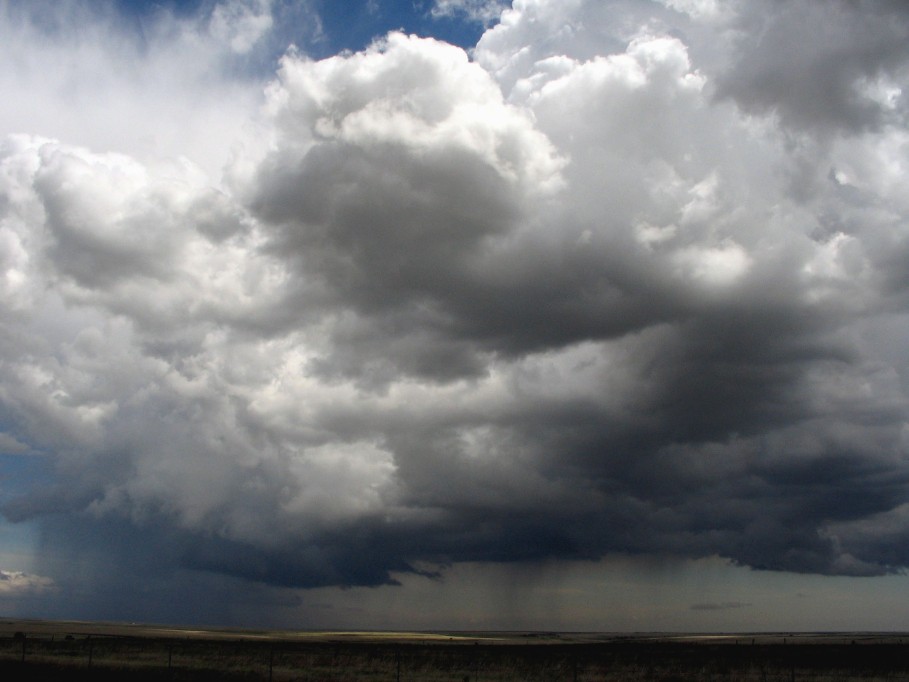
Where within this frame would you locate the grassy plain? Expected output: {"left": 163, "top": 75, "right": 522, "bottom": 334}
{"left": 1, "top": 620, "right": 908, "bottom": 680}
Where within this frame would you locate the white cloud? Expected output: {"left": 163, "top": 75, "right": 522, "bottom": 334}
{"left": 0, "top": 570, "right": 55, "bottom": 596}
{"left": 672, "top": 241, "right": 752, "bottom": 288}
{"left": 431, "top": 0, "right": 509, "bottom": 25}
{"left": 210, "top": 0, "right": 275, "bottom": 54}
{"left": 659, "top": 0, "right": 734, "bottom": 23}
{"left": 0, "top": 0, "right": 271, "bottom": 179}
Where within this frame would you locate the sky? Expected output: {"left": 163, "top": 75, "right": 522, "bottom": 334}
{"left": 1, "top": 0, "right": 909, "bottom": 632}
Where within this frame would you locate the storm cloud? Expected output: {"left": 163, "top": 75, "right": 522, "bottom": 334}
{"left": 2, "top": 0, "right": 909, "bottom": 617}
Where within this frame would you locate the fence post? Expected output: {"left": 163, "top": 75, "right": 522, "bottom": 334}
{"left": 88, "top": 636, "right": 94, "bottom": 669}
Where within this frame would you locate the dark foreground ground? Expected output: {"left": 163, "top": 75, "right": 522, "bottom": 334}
{"left": 1, "top": 620, "right": 908, "bottom": 681}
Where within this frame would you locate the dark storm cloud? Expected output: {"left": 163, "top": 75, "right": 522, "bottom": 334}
{"left": 716, "top": 0, "right": 909, "bottom": 133}
{"left": 3, "top": 0, "right": 909, "bottom": 615}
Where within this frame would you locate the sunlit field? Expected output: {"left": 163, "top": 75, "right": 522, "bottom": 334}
{"left": 2, "top": 621, "right": 909, "bottom": 681}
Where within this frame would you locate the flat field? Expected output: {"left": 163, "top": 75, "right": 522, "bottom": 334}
{"left": 1, "top": 620, "right": 907, "bottom": 681}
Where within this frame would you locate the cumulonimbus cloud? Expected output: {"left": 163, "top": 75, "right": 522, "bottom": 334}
{"left": 2, "top": 0, "right": 909, "bottom": 610}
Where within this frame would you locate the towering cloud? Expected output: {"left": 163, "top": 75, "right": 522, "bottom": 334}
{"left": 2, "top": 0, "right": 909, "bottom": 621}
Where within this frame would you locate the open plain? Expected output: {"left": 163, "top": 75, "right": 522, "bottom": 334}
{"left": 2, "top": 620, "right": 909, "bottom": 681}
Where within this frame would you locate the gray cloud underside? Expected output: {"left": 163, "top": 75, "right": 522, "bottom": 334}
{"left": 690, "top": 601, "right": 752, "bottom": 611}
{"left": 2, "top": 0, "right": 909, "bottom": 597}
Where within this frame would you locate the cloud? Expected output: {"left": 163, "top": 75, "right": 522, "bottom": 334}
{"left": 690, "top": 601, "right": 751, "bottom": 611}
{"left": 209, "top": 0, "right": 274, "bottom": 54}
{"left": 0, "top": 433, "right": 31, "bottom": 455}
{"left": 0, "top": 0, "right": 283, "bottom": 178}
{"left": 0, "top": 570, "right": 55, "bottom": 597}
{"left": 715, "top": 0, "right": 909, "bottom": 133}
{"left": 2, "top": 0, "right": 909, "bottom": 619}
{"left": 244, "top": 31, "right": 565, "bottom": 380}
{"left": 432, "top": 0, "right": 509, "bottom": 26}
